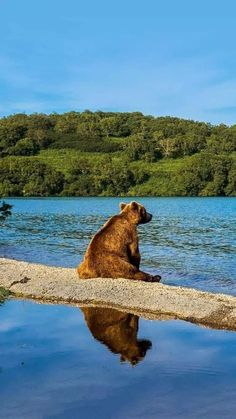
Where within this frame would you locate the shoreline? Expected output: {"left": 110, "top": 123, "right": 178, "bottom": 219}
{"left": 0, "top": 257, "right": 236, "bottom": 332}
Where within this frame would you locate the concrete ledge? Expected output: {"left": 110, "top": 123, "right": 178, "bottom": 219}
{"left": 0, "top": 257, "right": 236, "bottom": 331}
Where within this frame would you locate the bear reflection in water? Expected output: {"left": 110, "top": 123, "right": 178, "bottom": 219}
{"left": 80, "top": 306, "right": 152, "bottom": 366}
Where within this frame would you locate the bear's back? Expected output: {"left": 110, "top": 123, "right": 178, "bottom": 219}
{"left": 88, "top": 213, "right": 133, "bottom": 255}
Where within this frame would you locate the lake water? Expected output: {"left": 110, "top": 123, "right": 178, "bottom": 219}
{"left": 1, "top": 198, "right": 236, "bottom": 418}
{"left": 0, "top": 197, "right": 235, "bottom": 295}
{"left": 0, "top": 299, "right": 236, "bottom": 419}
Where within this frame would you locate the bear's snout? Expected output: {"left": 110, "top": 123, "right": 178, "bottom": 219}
{"left": 141, "top": 212, "right": 152, "bottom": 224}
{"left": 146, "top": 212, "right": 152, "bottom": 222}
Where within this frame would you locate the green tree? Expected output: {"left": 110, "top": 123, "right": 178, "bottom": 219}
{"left": 0, "top": 158, "right": 65, "bottom": 197}
{"left": 8, "top": 138, "right": 39, "bottom": 156}
{"left": 175, "top": 153, "right": 231, "bottom": 196}
{"left": 225, "top": 161, "right": 236, "bottom": 196}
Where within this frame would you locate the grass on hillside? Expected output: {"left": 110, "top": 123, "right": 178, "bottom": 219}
{"left": 2, "top": 148, "right": 235, "bottom": 196}
{"left": 38, "top": 148, "right": 185, "bottom": 173}
{"left": 37, "top": 149, "right": 107, "bottom": 176}
{"left": 1, "top": 148, "right": 188, "bottom": 195}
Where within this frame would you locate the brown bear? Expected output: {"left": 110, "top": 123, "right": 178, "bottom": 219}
{"left": 77, "top": 201, "right": 161, "bottom": 282}
{"left": 81, "top": 306, "right": 152, "bottom": 365}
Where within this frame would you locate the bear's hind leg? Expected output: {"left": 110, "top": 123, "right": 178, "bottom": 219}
{"left": 106, "top": 257, "right": 161, "bottom": 283}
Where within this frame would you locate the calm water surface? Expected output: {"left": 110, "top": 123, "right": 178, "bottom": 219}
{"left": 0, "top": 299, "right": 236, "bottom": 419}
{"left": 0, "top": 197, "right": 235, "bottom": 295}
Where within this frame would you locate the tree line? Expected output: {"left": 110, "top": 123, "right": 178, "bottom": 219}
{"left": 0, "top": 111, "right": 235, "bottom": 196}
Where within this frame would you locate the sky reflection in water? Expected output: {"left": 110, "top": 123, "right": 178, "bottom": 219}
{"left": 0, "top": 299, "right": 236, "bottom": 419}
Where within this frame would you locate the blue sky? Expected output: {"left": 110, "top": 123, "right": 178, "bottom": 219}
{"left": 1, "top": 0, "right": 236, "bottom": 124}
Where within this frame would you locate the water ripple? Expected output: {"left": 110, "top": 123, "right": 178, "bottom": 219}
{"left": 0, "top": 197, "right": 235, "bottom": 295}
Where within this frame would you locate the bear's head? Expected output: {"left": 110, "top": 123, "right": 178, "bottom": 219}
{"left": 119, "top": 201, "right": 152, "bottom": 225}
{"left": 120, "top": 339, "right": 152, "bottom": 366}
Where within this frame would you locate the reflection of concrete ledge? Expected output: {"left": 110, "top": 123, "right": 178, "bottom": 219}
{"left": 1, "top": 257, "right": 236, "bottom": 332}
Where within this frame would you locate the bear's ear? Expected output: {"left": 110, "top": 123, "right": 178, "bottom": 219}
{"left": 130, "top": 201, "right": 138, "bottom": 211}
{"left": 119, "top": 202, "right": 127, "bottom": 211}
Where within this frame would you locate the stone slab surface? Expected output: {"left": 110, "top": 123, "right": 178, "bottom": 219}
{"left": 0, "top": 258, "right": 236, "bottom": 331}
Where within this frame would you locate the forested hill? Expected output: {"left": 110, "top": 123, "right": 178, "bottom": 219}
{"left": 0, "top": 111, "right": 235, "bottom": 197}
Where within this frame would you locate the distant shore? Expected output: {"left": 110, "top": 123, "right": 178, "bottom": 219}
{"left": 1, "top": 112, "right": 235, "bottom": 198}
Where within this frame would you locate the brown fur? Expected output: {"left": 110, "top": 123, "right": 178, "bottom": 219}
{"left": 77, "top": 201, "right": 161, "bottom": 282}
{"left": 81, "top": 307, "right": 152, "bottom": 365}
